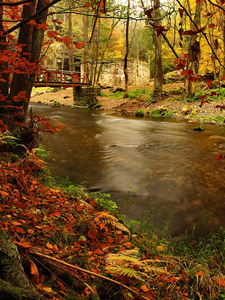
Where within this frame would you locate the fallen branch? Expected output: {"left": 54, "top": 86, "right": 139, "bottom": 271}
{"left": 28, "top": 248, "right": 150, "bottom": 300}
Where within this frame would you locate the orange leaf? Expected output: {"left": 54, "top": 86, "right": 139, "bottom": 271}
{"left": 195, "top": 271, "right": 204, "bottom": 276}
{"left": 108, "top": 236, "right": 114, "bottom": 244}
{"left": 14, "top": 241, "right": 32, "bottom": 248}
{"left": 94, "top": 249, "right": 104, "bottom": 255}
{"left": 28, "top": 20, "right": 37, "bottom": 26}
{"left": 216, "top": 277, "right": 225, "bottom": 286}
{"left": 44, "top": 225, "right": 52, "bottom": 231}
{"left": 90, "top": 200, "right": 97, "bottom": 207}
{"left": 46, "top": 242, "right": 54, "bottom": 249}
{"left": 0, "top": 190, "right": 9, "bottom": 198}
{"left": 11, "top": 221, "right": 22, "bottom": 226}
{"left": 221, "top": 74, "right": 225, "bottom": 81}
{"left": 119, "top": 247, "right": 126, "bottom": 251}
{"left": 27, "top": 229, "right": 34, "bottom": 234}
{"left": 30, "top": 260, "right": 40, "bottom": 284}
{"left": 141, "top": 284, "right": 150, "bottom": 292}
{"left": 76, "top": 205, "right": 83, "bottom": 212}
{"left": 16, "top": 227, "right": 25, "bottom": 234}
{"left": 123, "top": 242, "right": 133, "bottom": 248}
{"left": 56, "top": 280, "right": 65, "bottom": 291}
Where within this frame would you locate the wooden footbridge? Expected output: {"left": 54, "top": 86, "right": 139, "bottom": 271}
{"left": 34, "top": 70, "right": 90, "bottom": 88}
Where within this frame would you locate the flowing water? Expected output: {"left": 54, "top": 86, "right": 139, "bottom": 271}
{"left": 31, "top": 103, "right": 225, "bottom": 237}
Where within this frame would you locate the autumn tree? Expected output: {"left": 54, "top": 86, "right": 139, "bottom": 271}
{"left": 0, "top": 0, "right": 64, "bottom": 133}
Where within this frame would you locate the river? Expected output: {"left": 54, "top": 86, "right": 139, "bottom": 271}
{"left": 31, "top": 103, "right": 225, "bottom": 237}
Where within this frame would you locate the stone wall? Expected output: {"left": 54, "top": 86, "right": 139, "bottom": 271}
{"left": 73, "top": 86, "right": 100, "bottom": 107}
{"left": 98, "top": 60, "right": 150, "bottom": 87}
{"left": 81, "top": 59, "right": 150, "bottom": 87}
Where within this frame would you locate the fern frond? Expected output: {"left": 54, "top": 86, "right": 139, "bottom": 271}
{"left": 106, "top": 253, "right": 140, "bottom": 266}
{"left": 106, "top": 266, "right": 144, "bottom": 282}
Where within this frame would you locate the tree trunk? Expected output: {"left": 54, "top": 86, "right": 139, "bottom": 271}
{"left": 186, "top": 0, "right": 201, "bottom": 96}
{"left": 0, "top": 230, "right": 43, "bottom": 299}
{"left": 124, "top": 0, "right": 130, "bottom": 92}
{"left": 153, "top": 0, "right": 163, "bottom": 94}
{"left": 68, "top": 10, "right": 75, "bottom": 72}
{"left": 83, "top": 12, "right": 89, "bottom": 83}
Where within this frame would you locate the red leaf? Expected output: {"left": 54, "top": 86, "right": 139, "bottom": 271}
{"left": 178, "top": 27, "right": 184, "bottom": 41}
{"left": 215, "top": 105, "right": 225, "bottom": 111}
{"left": 216, "top": 155, "right": 223, "bottom": 160}
{"left": 183, "top": 26, "right": 206, "bottom": 35}
{"left": 94, "top": 249, "right": 104, "bottom": 255}
{"left": 75, "top": 42, "right": 85, "bottom": 49}
{"left": 51, "top": 19, "right": 63, "bottom": 25}
{"left": 184, "top": 53, "right": 189, "bottom": 58}
{"left": 85, "top": 2, "right": 90, "bottom": 9}
{"left": 37, "top": 23, "right": 48, "bottom": 30}
{"left": 211, "top": 91, "right": 217, "bottom": 96}
{"left": 145, "top": 8, "right": 153, "bottom": 18}
{"left": 181, "top": 70, "right": 193, "bottom": 76}
{"left": 208, "top": 23, "right": 215, "bottom": 28}
{"left": 207, "top": 80, "right": 213, "bottom": 86}
{"left": 178, "top": 8, "right": 184, "bottom": 18}
{"left": 88, "top": 229, "right": 97, "bottom": 239}
{"left": 221, "top": 74, "right": 225, "bottom": 81}
{"left": 199, "top": 100, "right": 210, "bottom": 107}
{"left": 47, "top": 31, "right": 59, "bottom": 39}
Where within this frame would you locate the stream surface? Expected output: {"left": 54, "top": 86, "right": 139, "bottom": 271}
{"left": 31, "top": 103, "right": 225, "bottom": 237}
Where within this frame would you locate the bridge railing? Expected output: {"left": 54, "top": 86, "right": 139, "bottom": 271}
{"left": 34, "top": 70, "right": 89, "bottom": 87}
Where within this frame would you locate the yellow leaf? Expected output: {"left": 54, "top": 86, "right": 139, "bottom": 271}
{"left": 157, "top": 245, "right": 165, "bottom": 252}
{"left": 42, "top": 286, "right": 53, "bottom": 293}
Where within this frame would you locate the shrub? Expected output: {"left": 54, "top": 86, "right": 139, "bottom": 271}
{"left": 135, "top": 110, "right": 145, "bottom": 117}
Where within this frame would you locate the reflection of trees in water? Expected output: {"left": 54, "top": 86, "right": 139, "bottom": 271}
{"left": 37, "top": 105, "right": 225, "bottom": 237}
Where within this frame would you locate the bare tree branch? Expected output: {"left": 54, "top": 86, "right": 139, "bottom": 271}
{"left": 0, "top": 0, "right": 34, "bottom": 6}
{"left": 4, "top": 0, "right": 61, "bottom": 34}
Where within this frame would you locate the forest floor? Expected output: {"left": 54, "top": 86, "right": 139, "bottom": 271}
{"left": 31, "top": 82, "right": 225, "bottom": 125}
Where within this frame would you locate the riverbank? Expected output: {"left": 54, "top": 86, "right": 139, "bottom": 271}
{"left": 1, "top": 151, "right": 225, "bottom": 299}
{"left": 31, "top": 83, "right": 225, "bottom": 125}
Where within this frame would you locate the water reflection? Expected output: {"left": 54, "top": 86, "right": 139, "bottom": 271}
{"left": 31, "top": 103, "right": 225, "bottom": 237}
